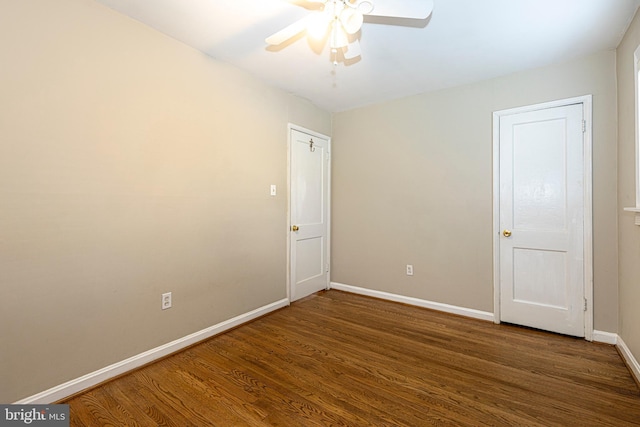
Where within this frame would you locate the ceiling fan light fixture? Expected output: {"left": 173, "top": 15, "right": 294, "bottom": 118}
{"left": 340, "top": 8, "right": 363, "bottom": 34}
{"left": 329, "top": 20, "right": 349, "bottom": 49}
{"left": 307, "top": 11, "right": 332, "bottom": 39}
{"left": 265, "top": 0, "right": 435, "bottom": 63}
{"left": 356, "top": 0, "right": 374, "bottom": 15}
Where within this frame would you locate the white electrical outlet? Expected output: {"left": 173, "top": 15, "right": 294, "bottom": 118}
{"left": 162, "top": 292, "right": 172, "bottom": 310}
{"left": 406, "top": 264, "right": 414, "bottom": 276}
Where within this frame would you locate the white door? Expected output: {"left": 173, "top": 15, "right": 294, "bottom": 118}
{"left": 290, "top": 127, "right": 330, "bottom": 301}
{"left": 498, "top": 103, "right": 586, "bottom": 337}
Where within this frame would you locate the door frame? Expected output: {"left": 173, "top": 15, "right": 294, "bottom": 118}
{"left": 286, "top": 123, "right": 332, "bottom": 302}
{"left": 492, "top": 95, "right": 593, "bottom": 340}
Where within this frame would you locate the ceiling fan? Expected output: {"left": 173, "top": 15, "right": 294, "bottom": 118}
{"left": 265, "top": 0, "right": 434, "bottom": 63}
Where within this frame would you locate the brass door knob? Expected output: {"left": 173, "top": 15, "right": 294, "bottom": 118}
{"left": 291, "top": 225, "right": 299, "bottom": 232}
{"left": 503, "top": 229, "right": 512, "bottom": 237}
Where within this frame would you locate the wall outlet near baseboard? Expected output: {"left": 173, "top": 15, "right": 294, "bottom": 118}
{"left": 162, "top": 292, "right": 172, "bottom": 310}
{"left": 406, "top": 265, "right": 414, "bottom": 276}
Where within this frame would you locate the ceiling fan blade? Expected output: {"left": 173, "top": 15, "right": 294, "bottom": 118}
{"left": 343, "top": 39, "right": 361, "bottom": 60}
{"left": 364, "top": 0, "right": 434, "bottom": 19}
{"left": 265, "top": 14, "right": 316, "bottom": 45}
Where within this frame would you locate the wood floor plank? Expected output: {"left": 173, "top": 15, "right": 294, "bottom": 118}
{"left": 210, "top": 332, "right": 441, "bottom": 426}
{"left": 241, "top": 314, "right": 525, "bottom": 426}
{"left": 63, "top": 290, "right": 640, "bottom": 426}
{"left": 258, "top": 301, "right": 590, "bottom": 426}
{"left": 300, "top": 310, "right": 636, "bottom": 422}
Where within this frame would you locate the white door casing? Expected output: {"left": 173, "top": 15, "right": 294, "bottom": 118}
{"left": 493, "top": 96, "right": 593, "bottom": 339}
{"left": 289, "top": 126, "right": 331, "bottom": 301}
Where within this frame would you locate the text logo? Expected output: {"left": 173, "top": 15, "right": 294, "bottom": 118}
{"left": 0, "top": 405, "right": 69, "bottom": 427}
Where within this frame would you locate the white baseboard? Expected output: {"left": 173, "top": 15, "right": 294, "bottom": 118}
{"left": 617, "top": 336, "right": 640, "bottom": 385}
{"left": 15, "top": 298, "right": 290, "bottom": 404}
{"left": 18, "top": 288, "right": 638, "bottom": 404}
{"left": 592, "top": 330, "right": 618, "bottom": 345}
{"left": 329, "top": 282, "right": 495, "bottom": 322}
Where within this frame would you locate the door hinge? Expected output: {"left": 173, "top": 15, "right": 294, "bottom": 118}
{"left": 584, "top": 298, "right": 588, "bottom": 311}
{"left": 325, "top": 263, "right": 330, "bottom": 273}
{"left": 582, "top": 120, "right": 587, "bottom": 133}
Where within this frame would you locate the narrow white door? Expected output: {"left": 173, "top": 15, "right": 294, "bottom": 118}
{"left": 290, "top": 127, "right": 330, "bottom": 301}
{"left": 498, "top": 103, "right": 585, "bottom": 337}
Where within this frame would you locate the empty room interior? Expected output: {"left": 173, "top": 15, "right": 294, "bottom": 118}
{"left": 3, "top": 0, "right": 640, "bottom": 424}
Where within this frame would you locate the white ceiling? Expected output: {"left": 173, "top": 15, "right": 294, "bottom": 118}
{"left": 93, "top": 0, "right": 640, "bottom": 112}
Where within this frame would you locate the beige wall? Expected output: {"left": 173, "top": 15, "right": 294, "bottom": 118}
{"left": 332, "top": 51, "right": 618, "bottom": 330}
{"left": 616, "top": 10, "right": 640, "bottom": 369}
{"left": 0, "top": 0, "right": 330, "bottom": 403}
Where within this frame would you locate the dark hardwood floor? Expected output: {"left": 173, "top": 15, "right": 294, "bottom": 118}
{"left": 63, "top": 290, "right": 640, "bottom": 426}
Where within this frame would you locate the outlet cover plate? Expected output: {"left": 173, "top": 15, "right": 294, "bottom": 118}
{"left": 162, "top": 292, "right": 172, "bottom": 310}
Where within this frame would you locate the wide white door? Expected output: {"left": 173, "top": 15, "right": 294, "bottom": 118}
{"left": 290, "top": 128, "right": 330, "bottom": 301}
{"left": 499, "top": 103, "right": 585, "bottom": 337}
